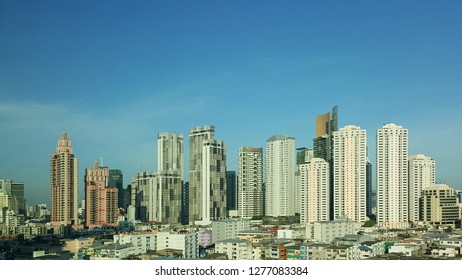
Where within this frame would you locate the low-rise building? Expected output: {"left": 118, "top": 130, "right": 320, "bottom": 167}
{"left": 305, "top": 218, "right": 357, "bottom": 243}
{"left": 215, "top": 239, "right": 252, "bottom": 260}
{"left": 90, "top": 244, "right": 144, "bottom": 260}
{"left": 277, "top": 228, "right": 306, "bottom": 240}
{"left": 156, "top": 231, "right": 198, "bottom": 259}
{"left": 212, "top": 219, "right": 251, "bottom": 243}
{"left": 113, "top": 233, "right": 157, "bottom": 253}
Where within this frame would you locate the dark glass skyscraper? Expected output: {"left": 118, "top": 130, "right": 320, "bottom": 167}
{"left": 226, "top": 171, "right": 237, "bottom": 212}
{"left": 109, "top": 169, "right": 124, "bottom": 209}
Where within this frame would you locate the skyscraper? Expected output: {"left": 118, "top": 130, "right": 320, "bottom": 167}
{"left": 296, "top": 147, "right": 314, "bottom": 165}
{"left": 50, "top": 132, "right": 78, "bottom": 226}
{"left": 189, "top": 125, "right": 215, "bottom": 224}
{"left": 157, "top": 132, "right": 184, "bottom": 180}
{"left": 376, "top": 123, "right": 409, "bottom": 228}
{"left": 0, "top": 180, "right": 24, "bottom": 215}
{"left": 265, "top": 135, "right": 295, "bottom": 217}
{"left": 313, "top": 106, "right": 338, "bottom": 220}
{"left": 198, "top": 139, "right": 227, "bottom": 225}
{"left": 366, "top": 159, "right": 373, "bottom": 218}
{"left": 313, "top": 106, "right": 338, "bottom": 162}
{"left": 409, "top": 154, "right": 435, "bottom": 223}
{"left": 299, "top": 158, "right": 330, "bottom": 224}
{"left": 238, "top": 147, "right": 263, "bottom": 219}
{"left": 108, "top": 169, "right": 124, "bottom": 209}
{"left": 226, "top": 171, "right": 237, "bottom": 212}
{"left": 333, "top": 125, "right": 367, "bottom": 223}
{"left": 85, "top": 160, "right": 118, "bottom": 228}
{"left": 130, "top": 171, "right": 182, "bottom": 224}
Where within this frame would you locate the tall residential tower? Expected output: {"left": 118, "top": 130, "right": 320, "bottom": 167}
{"left": 50, "top": 132, "right": 78, "bottom": 226}
{"left": 333, "top": 125, "right": 367, "bottom": 223}
{"left": 238, "top": 147, "right": 263, "bottom": 219}
{"left": 376, "top": 123, "right": 409, "bottom": 228}
{"left": 299, "top": 158, "right": 330, "bottom": 224}
{"left": 409, "top": 154, "right": 435, "bottom": 223}
{"left": 85, "top": 160, "right": 118, "bottom": 228}
{"left": 265, "top": 135, "right": 295, "bottom": 217}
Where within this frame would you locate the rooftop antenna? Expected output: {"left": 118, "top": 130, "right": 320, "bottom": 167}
{"left": 100, "top": 157, "right": 104, "bottom": 167}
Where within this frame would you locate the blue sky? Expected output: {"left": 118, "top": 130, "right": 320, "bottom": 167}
{"left": 1, "top": 1, "right": 462, "bottom": 205}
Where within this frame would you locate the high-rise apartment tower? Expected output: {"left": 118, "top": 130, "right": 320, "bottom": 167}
{"left": 50, "top": 132, "right": 78, "bottom": 226}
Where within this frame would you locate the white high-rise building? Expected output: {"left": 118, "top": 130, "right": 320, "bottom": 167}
{"left": 157, "top": 132, "right": 184, "bottom": 180}
{"left": 409, "top": 154, "right": 435, "bottom": 223}
{"left": 376, "top": 123, "right": 409, "bottom": 228}
{"left": 189, "top": 125, "right": 215, "bottom": 224}
{"left": 238, "top": 147, "right": 263, "bottom": 219}
{"left": 265, "top": 135, "right": 295, "bottom": 217}
{"left": 197, "top": 139, "right": 227, "bottom": 225}
{"left": 333, "top": 125, "right": 367, "bottom": 223}
{"left": 299, "top": 158, "right": 330, "bottom": 224}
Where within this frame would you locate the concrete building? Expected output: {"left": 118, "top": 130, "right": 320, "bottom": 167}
{"left": 113, "top": 233, "right": 157, "bottom": 253}
{"left": 277, "top": 228, "right": 306, "bottom": 240}
{"left": 189, "top": 125, "right": 215, "bottom": 224}
{"left": 198, "top": 229, "right": 213, "bottom": 248}
{"left": 238, "top": 147, "right": 263, "bottom": 219}
{"left": 212, "top": 218, "right": 251, "bottom": 243}
{"left": 0, "top": 189, "right": 16, "bottom": 223}
{"left": 313, "top": 106, "right": 338, "bottom": 220}
{"left": 199, "top": 139, "right": 227, "bottom": 225}
{"left": 156, "top": 231, "right": 198, "bottom": 259}
{"left": 409, "top": 154, "right": 435, "bottom": 223}
{"left": 188, "top": 126, "right": 227, "bottom": 225}
{"left": 157, "top": 132, "right": 184, "bottom": 180}
{"left": 305, "top": 218, "right": 357, "bottom": 243}
{"left": 376, "top": 123, "right": 409, "bottom": 228}
{"left": 50, "top": 132, "right": 78, "bottom": 226}
{"left": 333, "top": 125, "right": 367, "bottom": 223}
{"left": 90, "top": 244, "right": 144, "bottom": 260}
{"left": 130, "top": 171, "right": 182, "bottom": 224}
{"left": 215, "top": 239, "right": 252, "bottom": 260}
{"left": 299, "top": 158, "right": 330, "bottom": 224}
{"left": 0, "top": 180, "right": 25, "bottom": 215}
{"left": 265, "top": 135, "right": 295, "bottom": 217}
{"left": 420, "top": 184, "right": 461, "bottom": 228}
{"left": 85, "top": 160, "right": 118, "bottom": 228}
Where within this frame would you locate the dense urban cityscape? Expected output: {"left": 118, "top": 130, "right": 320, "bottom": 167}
{"left": 1, "top": 106, "right": 462, "bottom": 260}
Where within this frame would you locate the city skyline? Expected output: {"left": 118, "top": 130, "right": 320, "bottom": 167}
{"left": 1, "top": 1, "right": 462, "bottom": 205}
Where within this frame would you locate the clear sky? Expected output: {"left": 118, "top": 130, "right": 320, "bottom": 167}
{"left": 1, "top": 1, "right": 462, "bottom": 206}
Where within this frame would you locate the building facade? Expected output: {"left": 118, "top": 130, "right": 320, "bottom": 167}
{"left": 333, "top": 125, "right": 367, "bottom": 223}
{"left": 130, "top": 171, "right": 181, "bottom": 224}
{"left": 50, "top": 132, "right": 78, "bottom": 226}
{"left": 299, "top": 158, "right": 330, "bottom": 224}
{"left": 188, "top": 125, "right": 215, "bottom": 224}
{"left": 238, "top": 147, "right": 263, "bottom": 219}
{"left": 409, "top": 154, "right": 435, "bottom": 223}
{"left": 265, "top": 135, "right": 295, "bottom": 217}
{"left": 108, "top": 169, "right": 124, "bottom": 210}
{"left": 157, "top": 132, "right": 184, "bottom": 180}
{"left": 85, "top": 160, "right": 118, "bottom": 228}
{"left": 420, "top": 184, "right": 461, "bottom": 228}
{"left": 226, "top": 171, "right": 237, "bottom": 212}
{"left": 376, "top": 123, "right": 409, "bottom": 228}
